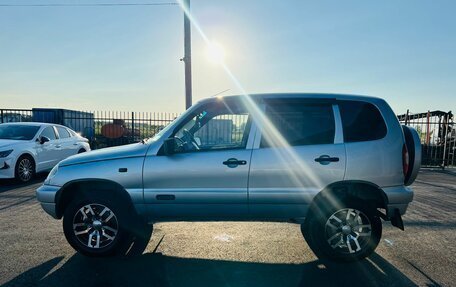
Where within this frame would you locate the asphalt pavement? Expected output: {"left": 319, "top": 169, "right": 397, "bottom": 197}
{"left": 0, "top": 170, "right": 455, "bottom": 287}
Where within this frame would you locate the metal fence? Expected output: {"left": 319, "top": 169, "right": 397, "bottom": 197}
{"left": 399, "top": 110, "right": 455, "bottom": 168}
{"left": 0, "top": 108, "right": 178, "bottom": 149}
{"left": 1, "top": 107, "right": 455, "bottom": 168}
{"left": 0, "top": 109, "right": 33, "bottom": 123}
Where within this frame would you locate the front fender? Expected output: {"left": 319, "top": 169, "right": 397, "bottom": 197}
{"left": 49, "top": 156, "right": 145, "bottom": 205}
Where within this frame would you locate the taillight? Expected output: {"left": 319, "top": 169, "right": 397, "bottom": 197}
{"left": 402, "top": 144, "right": 409, "bottom": 178}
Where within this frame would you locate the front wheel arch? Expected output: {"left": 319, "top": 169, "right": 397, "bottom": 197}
{"left": 55, "top": 179, "right": 136, "bottom": 219}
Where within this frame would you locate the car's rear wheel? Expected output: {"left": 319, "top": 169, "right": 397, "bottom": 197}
{"left": 302, "top": 199, "right": 381, "bottom": 262}
{"left": 15, "top": 155, "right": 35, "bottom": 183}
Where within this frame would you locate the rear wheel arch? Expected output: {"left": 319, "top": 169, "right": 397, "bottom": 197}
{"left": 55, "top": 179, "right": 136, "bottom": 219}
{"left": 309, "top": 181, "right": 388, "bottom": 216}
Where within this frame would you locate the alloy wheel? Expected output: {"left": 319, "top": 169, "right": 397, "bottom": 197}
{"left": 73, "top": 203, "right": 119, "bottom": 249}
{"left": 18, "top": 158, "right": 33, "bottom": 182}
{"left": 325, "top": 208, "right": 372, "bottom": 254}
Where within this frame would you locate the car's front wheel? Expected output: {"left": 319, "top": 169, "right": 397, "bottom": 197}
{"left": 302, "top": 199, "right": 382, "bottom": 262}
{"left": 15, "top": 155, "right": 35, "bottom": 183}
{"left": 63, "top": 194, "right": 151, "bottom": 257}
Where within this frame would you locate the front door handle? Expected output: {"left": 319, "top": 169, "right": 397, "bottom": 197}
{"left": 156, "top": 194, "right": 175, "bottom": 200}
{"left": 55, "top": 145, "right": 61, "bottom": 148}
{"left": 223, "top": 158, "right": 247, "bottom": 168}
{"left": 315, "top": 155, "right": 339, "bottom": 165}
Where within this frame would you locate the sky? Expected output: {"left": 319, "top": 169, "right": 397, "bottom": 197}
{"left": 0, "top": 0, "right": 455, "bottom": 114}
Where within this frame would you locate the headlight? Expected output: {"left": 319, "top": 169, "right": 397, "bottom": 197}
{"left": 45, "top": 164, "right": 59, "bottom": 184}
{"left": 0, "top": 149, "right": 13, "bottom": 158}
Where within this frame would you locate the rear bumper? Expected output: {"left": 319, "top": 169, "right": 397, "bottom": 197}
{"left": 383, "top": 185, "right": 414, "bottom": 217}
{"left": 36, "top": 184, "right": 61, "bottom": 219}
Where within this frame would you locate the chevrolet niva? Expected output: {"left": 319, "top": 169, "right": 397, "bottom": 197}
{"left": 37, "top": 93, "right": 421, "bottom": 262}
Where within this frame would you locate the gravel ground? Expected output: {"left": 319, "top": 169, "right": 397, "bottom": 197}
{"left": 0, "top": 170, "right": 455, "bottom": 287}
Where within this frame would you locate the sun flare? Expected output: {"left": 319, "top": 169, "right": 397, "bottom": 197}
{"left": 206, "top": 42, "right": 225, "bottom": 64}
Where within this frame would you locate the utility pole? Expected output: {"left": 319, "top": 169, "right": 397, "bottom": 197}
{"left": 183, "top": 0, "right": 192, "bottom": 109}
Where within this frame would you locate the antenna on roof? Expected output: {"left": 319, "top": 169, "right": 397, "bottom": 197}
{"left": 211, "top": 89, "right": 231, "bottom": 97}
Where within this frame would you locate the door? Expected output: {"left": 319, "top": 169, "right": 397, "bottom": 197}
{"left": 248, "top": 100, "right": 346, "bottom": 219}
{"left": 35, "top": 126, "right": 60, "bottom": 171}
{"left": 143, "top": 100, "right": 254, "bottom": 219}
{"left": 55, "top": 126, "right": 77, "bottom": 158}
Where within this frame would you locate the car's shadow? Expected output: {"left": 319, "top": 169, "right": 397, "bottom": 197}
{"left": 0, "top": 173, "right": 46, "bottom": 193}
{"left": 2, "top": 252, "right": 417, "bottom": 287}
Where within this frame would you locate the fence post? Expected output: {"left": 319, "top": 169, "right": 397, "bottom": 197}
{"left": 441, "top": 113, "right": 449, "bottom": 169}
{"left": 404, "top": 109, "right": 409, "bottom": 126}
{"left": 0, "top": 110, "right": 3, "bottom": 123}
{"left": 131, "top": 112, "right": 135, "bottom": 143}
{"left": 426, "top": 111, "right": 430, "bottom": 145}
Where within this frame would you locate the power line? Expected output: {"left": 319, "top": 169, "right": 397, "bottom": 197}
{"left": 0, "top": 2, "right": 177, "bottom": 7}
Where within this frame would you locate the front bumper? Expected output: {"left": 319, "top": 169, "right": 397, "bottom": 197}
{"left": 0, "top": 157, "right": 15, "bottom": 179}
{"left": 383, "top": 185, "right": 414, "bottom": 217}
{"left": 36, "top": 184, "right": 61, "bottom": 219}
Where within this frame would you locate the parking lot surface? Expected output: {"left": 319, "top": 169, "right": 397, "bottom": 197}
{"left": 0, "top": 170, "right": 455, "bottom": 287}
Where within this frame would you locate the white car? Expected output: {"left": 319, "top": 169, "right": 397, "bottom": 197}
{"left": 0, "top": 122, "right": 91, "bottom": 182}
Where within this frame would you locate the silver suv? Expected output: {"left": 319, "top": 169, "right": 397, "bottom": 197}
{"left": 37, "top": 93, "right": 421, "bottom": 262}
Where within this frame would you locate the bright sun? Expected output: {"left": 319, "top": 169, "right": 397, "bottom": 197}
{"left": 206, "top": 42, "right": 225, "bottom": 64}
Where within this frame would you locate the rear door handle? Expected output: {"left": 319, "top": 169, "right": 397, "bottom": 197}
{"left": 223, "top": 158, "right": 247, "bottom": 168}
{"left": 315, "top": 155, "right": 339, "bottom": 165}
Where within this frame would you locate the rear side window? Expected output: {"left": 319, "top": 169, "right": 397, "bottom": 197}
{"left": 261, "top": 102, "right": 335, "bottom": 147}
{"left": 338, "top": 101, "right": 387, "bottom": 142}
{"left": 56, "top": 126, "right": 70, "bottom": 139}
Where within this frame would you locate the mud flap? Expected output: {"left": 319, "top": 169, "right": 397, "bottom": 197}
{"left": 390, "top": 209, "right": 404, "bottom": 231}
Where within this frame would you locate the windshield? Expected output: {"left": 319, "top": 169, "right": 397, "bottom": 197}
{"left": 145, "top": 107, "right": 195, "bottom": 143}
{"left": 0, "top": 125, "right": 40, "bottom": 140}
{"left": 145, "top": 117, "right": 179, "bottom": 143}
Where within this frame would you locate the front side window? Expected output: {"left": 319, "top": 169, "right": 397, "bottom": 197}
{"left": 172, "top": 101, "right": 251, "bottom": 152}
{"left": 56, "top": 126, "right": 70, "bottom": 139}
{"left": 40, "top": 127, "right": 57, "bottom": 140}
{"left": 260, "top": 102, "right": 335, "bottom": 147}
{"left": 0, "top": 125, "right": 40, "bottom": 140}
{"left": 338, "top": 101, "right": 387, "bottom": 142}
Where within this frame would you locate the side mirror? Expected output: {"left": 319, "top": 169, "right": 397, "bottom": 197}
{"left": 39, "top": 136, "right": 50, "bottom": 144}
{"left": 162, "top": 138, "right": 176, "bottom": 156}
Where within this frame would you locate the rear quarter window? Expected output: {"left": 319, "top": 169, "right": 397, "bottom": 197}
{"left": 338, "top": 101, "right": 387, "bottom": 142}
{"left": 56, "top": 126, "right": 71, "bottom": 139}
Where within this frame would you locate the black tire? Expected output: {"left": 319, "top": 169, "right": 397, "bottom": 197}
{"left": 301, "top": 199, "right": 382, "bottom": 262}
{"left": 63, "top": 194, "right": 134, "bottom": 257}
{"left": 15, "top": 155, "right": 35, "bottom": 183}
